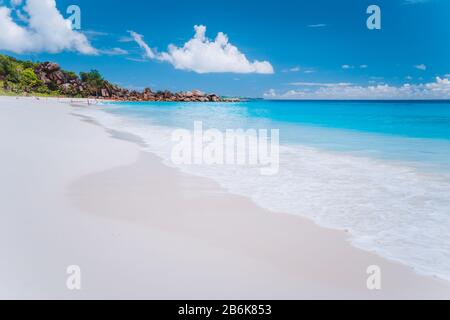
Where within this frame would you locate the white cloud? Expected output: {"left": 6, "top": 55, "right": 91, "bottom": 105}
{"left": 126, "top": 57, "right": 148, "bottom": 63}
{"left": 415, "top": 64, "right": 427, "bottom": 70}
{"left": 342, "top": 64, "right": 367, "bottom": 69}
{"left": 289, "top": 82, "right": 353, "bottom": 87}
{"left": 0, "top": 0, "right": 96, "bottom": 54}
{"left": 129, "top": 31, "right": 155, "bottom": 59}
{"left": 307, "top": 24, "right": 327, "bottom": 28}
{"left": 283, "top": 66, "right": 316, "bottom": 73}
{"left": 264, "top": 89, "right": 277, "bottom": 98}
{"left": 265, "top": 77, "right": 450, "bottom": 100}
{"left": 118, "top": 35, "right": 134, "bottom": 43}
{"left": 282, "top": 66, "right": 300, "bottom": 72}
{"left": 100, "top": 47, "right": 128, "bottom": 56}
{"left": 82, "top": 30, "right": 109, "bottom": 39}
{"left": 130, "top": 25, "right": 274, "bottom": 74}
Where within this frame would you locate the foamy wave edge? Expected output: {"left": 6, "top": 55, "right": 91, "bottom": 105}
{"left": 73, "top": 105, "right": 450, "bottom": 283}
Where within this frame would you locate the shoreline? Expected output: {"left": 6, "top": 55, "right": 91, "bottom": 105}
{"left": 75, "top": 98, "right": 450, "bottom": 283}
{"left": 0, "top": 55, "right": 241, "bottom": 103}
{"left": 1, "top": 96, "right": 450, "bottom": 299}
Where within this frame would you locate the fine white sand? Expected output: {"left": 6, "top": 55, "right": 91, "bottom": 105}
{"left": 1, "top": 96, "right": 450, "bottom": 299}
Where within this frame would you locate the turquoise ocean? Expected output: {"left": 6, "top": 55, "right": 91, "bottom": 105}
{"left": 78, "top": 100, "right": 450, "bottom": 281}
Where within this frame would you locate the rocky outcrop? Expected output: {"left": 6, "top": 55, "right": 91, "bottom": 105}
{"left": 33, "top": 61, "right": 240, "bottom": 102}
{"left": 97, "top": 87, "right": 238, "bottom": 103}
{"left": 35, "top": 62, "right": 84, "bottom": 95}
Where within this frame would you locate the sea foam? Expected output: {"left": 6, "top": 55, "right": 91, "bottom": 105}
{"left": 75, "top": 105, "right": 450, "bottom": 282}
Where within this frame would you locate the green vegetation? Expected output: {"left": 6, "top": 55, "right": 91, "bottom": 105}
{"left": 0, "top": 54, "right": 111, "bottom": 98}
{"left": 66, "top": 71, "right": 78, "bottom": 80}
{"left": 80, "top": 69, "right": 103, "bottom": 86}
{"left": 80, "top": 69, "right": 105, "bottom": 96}
{"left": 0, "top": 55, "right": 54, "bottom": 95}
{"left": 0, "top": 55, "right": 20, "bottom": 82}
{"left": 22, "top": 68, "right": 42, "bottom": 88}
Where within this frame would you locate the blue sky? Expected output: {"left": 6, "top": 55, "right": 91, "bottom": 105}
{"left": 1, "top": 0, "right": 449, "bottom": 98}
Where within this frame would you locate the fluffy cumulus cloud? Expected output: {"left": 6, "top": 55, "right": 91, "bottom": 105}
{"left": 0, "top": 0, "right": 96, "bottom": 54}
{"left": 264, "top": 77, "right": 450, "bottom": 100}
{"left": 129, "top": 25, "right": 274, "bottom": 74}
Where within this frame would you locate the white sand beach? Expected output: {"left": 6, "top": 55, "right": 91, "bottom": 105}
{"left": 1, "top": 96, "right": 450, "bottom": 299}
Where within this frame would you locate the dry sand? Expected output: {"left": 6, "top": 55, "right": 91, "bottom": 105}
{"left": 1, "top": 96, "right": 449, "bottom": 299}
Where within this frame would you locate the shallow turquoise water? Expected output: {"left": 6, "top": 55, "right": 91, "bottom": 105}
{"left": 80, "top": 100, "right": 450, "bottom": 281}
{"left": 108, "top": 100, "right": 450, "bottom": 138}
{"left": 106, "top": 100, "right": 450, "bottom": 173}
